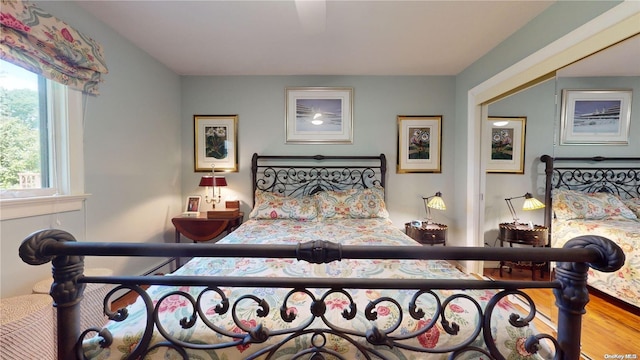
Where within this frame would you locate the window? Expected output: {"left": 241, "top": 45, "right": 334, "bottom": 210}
{"left": 0, "top": 59, "right": 86, "bottom": 220}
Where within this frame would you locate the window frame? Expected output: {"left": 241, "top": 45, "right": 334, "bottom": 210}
{"left": 0, "top": 81, "right": 87, "bottom": 220}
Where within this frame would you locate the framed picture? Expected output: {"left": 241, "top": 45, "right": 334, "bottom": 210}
{"left": 396, "top": 115, "right": 442, "bottom": 173}
{"left": 486, "top": 116, "right": 526, "bottom": 174}
{"left": 184, "top": 195, "right": 201, "bottom": 215}
{"left": 194, "top": 115, "right": 238, "bottom": 172}
{"left": 560, "top": 89, "right": 632, "bottom": 145}
{"left": 285, "top": 87, "right": 353, "bottom": 144}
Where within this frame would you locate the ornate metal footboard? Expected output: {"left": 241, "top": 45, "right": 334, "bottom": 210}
{"left": 19, "top": 229, "right": 624, "bottom": 360}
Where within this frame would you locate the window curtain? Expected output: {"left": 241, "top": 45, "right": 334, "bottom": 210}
{"left": 0, "top": 0, "right": 108, "bottom": 95}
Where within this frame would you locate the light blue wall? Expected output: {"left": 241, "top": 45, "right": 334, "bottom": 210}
{"left": 180, "top": 76, "right": 456, "bottom": 228}
{"left": 1, "top": 1, "right": 183, "bottom": 297}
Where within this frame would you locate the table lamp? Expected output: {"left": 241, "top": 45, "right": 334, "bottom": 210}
{"left": 504, "top": 192, "right": 544, "bottom": 226}
{"left": 422, "top": 192, "right": 446, "bottom": 228}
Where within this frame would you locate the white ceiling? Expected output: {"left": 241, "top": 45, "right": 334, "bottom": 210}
{"left": 74, "top": 0, "right": 556, "bottom": 76}
{"left": 557, "top": 34, "right": 640, "bottom": 77}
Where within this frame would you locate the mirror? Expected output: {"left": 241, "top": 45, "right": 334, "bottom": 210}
{"left": 481, "top": 33, "right": 640, "bottom": 278}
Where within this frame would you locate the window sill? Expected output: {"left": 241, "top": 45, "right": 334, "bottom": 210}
{"left": 0, "top": 194, "right": 89, "bottom": 221}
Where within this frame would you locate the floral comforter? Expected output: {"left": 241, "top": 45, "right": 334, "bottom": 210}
{"left": 552, "top": 218, "right": 640, "bottom": 308}
{"left": 84, "top": 218, "right": 549, "bottom": 359}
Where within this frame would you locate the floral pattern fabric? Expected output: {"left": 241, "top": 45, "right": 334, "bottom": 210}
{"left": 84, "top": 218, "right": 549, "bottom": 359}
{"left": 552, "top": 217, "right": 640, "bottom": 308}
{"left": 0, "top": 0, "right": 108, "bottom": 94}
{"left": 552, "top": 189, "right": 638, "bottom": 221}
{"left": 315, "top": 186, "right": 389, "bottom": 219}
{"left": 249, "top": 190, "right": 318, "bottom": 220}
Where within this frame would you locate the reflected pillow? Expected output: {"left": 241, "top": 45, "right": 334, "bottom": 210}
{"left": 315, "top": 186, "right": 389, "bottom": 219}
{"left": 552, "top": 189, "right": 637, "bottom": 221}
{"left": 622, "top": 197, "right": 640, "bottom": 218}
{"left": 249, "top": 190, "right": 318, "bottom": 220}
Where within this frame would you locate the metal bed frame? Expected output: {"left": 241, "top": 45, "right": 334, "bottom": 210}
{"left": 18, "top": 153, "right": 625, "bottom": 360}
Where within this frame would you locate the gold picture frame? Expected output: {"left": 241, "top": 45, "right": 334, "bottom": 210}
{"left": 396, "top": 115, "right": 442, "bottom": 173}
{"left": 194, "top": 115, "right": 238, "bottom": 172}
{"left": 486, "top": 116, "right": 526, "bottom": 174}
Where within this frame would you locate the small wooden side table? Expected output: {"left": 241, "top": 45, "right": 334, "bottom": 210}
{"left": 171, "top": 211, "right": 243, "bottom": 267}
{"left": 405, "top": 222, "right": 447, "bottom": 246}
{"left": 498, "top": 222, "right": 548, "bottom": 280}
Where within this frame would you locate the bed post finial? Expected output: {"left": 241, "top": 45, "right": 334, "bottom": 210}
{"left": 19, "top": 229, "right": 86, "bottom": 360}
{"left": 554, "top": 235, "right": 624, "bottom": 359}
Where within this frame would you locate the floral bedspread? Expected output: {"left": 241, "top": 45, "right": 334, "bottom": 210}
{"left": 84, "top": 218, "right": 550, "bottom": 359}
{"left": 552, "top": 218, "right": 640, "bottom": 308}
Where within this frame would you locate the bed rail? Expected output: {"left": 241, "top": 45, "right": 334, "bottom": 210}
{"left": 19, "top": 229, "right": 624, "bottom": 360}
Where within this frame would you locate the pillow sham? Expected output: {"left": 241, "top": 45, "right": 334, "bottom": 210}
{"left": 315, "top": 186, "right": 389, "bottom": 219}
{"left": 552, "top": 188, "right": 637, "bottom": 221}
{"left": 622, "top": 197, "right": 640, "bottom": 218}
{"left": 249, "top": 190, "right": 318, "bottom": 220}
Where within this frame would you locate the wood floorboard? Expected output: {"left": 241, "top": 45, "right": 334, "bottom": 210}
{"left": 484, "top": 267, "right": 640, "bottom": 360}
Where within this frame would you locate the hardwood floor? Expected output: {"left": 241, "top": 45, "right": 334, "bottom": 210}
{"left": 484, "top": 267, "right": 640, "bottom": 359}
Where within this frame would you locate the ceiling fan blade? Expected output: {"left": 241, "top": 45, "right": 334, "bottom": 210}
{"left": 294, "top": 0, "right": 326, "bottom": 34}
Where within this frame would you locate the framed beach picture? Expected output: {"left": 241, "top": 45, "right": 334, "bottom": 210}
{"left": 194, "top": 115, "right": 238, "bottom": 172}
{"left": 396, "top": 115, "right": 442, "bottom": 173}
{"left": 285, "top": 87, "right": 353, "bottom": 144}
{"left": 560, "top": 89, "right": 632, "bottom": 145}
{"left": 486, "top": 117, "right": 526, "bottom": 174}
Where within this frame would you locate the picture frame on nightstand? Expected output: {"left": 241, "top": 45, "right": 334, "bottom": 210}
{"left": 183, "top": 196, "right": 201, "bottom": 216}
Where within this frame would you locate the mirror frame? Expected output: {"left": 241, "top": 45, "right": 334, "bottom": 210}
{"left": 464, "top": 2, "right": 640, "bottom": 274}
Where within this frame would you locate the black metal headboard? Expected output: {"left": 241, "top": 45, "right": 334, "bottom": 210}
{"left": 251, "top": 153, "right": 386, "bottom": 204}
{"left": 541, "top": 154, "right": 640, "bottom": 230}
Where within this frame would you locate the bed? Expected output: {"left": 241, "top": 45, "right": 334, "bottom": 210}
{"left": 18, "top": 153, "right": 625, "bottom": 360}
{"left": 541, "top": 154, "right": 640, "bottom": 310}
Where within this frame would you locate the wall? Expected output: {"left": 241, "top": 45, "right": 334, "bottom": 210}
{"left": 180, "top": 76, "right": 456, "bottom": 230}
{"left": 0, "top": 1, "right": 183, "bottom": 298}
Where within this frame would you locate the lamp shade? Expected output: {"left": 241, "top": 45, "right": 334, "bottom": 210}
{"left": 522, "top": 193, "right": 545, "bottom": 210}
{"left": 199, "top": 176, "right": 227, "bottom": 187}
{"left": 426, "top": 193, "right": 446, "bottom": 210}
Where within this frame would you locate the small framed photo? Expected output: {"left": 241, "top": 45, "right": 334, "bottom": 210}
{"left": 194, "top": 115, "right": 238, "bottom": 172}
{"left": 285, "top": 87, "right": 353, "bottom": 144}
{"left": 560, "top": 89, "right": 632, "bottom": 145}
{"left": 184, "top": 195, "right": 201, "bottom": 215}
{"left": 486, "top": 116, "right": 526, "bottom": 174}
{"left": 396, "top": 115, "right": 442, "bottom": 173}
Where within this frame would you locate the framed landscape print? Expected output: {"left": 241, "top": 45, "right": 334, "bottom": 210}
{"left": 285, "top": 87, "right": 353, "bottom": 144}
{"left": 560, "top": 89, "right": 632, "bottom": 145}
{"left": 486, "top": 116, "right": 526, "bottom": 174}
{"left": 194, "top": 115, "right": 238, "bottom": 172}
{"left": 396, "top": 115, "right": 442, "bottom": 173}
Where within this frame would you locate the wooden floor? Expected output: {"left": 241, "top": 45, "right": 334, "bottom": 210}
{"left": 484, "top": 267, "right": 640, "bottom": 359}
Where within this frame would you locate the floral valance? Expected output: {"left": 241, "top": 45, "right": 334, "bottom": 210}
{"left": 0, "top": 0, "right": 108, "bottom": 94}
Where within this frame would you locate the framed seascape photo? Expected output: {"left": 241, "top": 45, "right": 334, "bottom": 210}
{"left": 285, "top": 87, "right": 353, "bottom": 144}
{"left": 396, "top": 115, "right": 442, "bottom": 173}
{"left": 560, "top": 89, "right": 632, "bottom": 145}
{"left": 194, "top": 115, "right": 238, "bottom": 172}
{"left": 486, "top": 116, "right": 526, "bottom": 174}
{"left": 184, "top": 195, "right": 201, "bottom": 215}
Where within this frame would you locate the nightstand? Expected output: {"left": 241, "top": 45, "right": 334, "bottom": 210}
{"left": 498, "top": 222, "right": 548, "bottom": 280}
{"left": 171, "top": 210, "right": 243, "bottom": 267}
{"left": 405, "top": 222, "right": 447, "bottom": 246}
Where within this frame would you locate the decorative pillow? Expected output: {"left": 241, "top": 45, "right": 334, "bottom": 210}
{"left": 552, "top": 189, "right": 637, "bottom": 221}
{"left": 315, "top": 186, "right": 389, "bottom": 219}
{"left": 249, "top": 190, "right": 318, "bottom": 220}
{"left": 622, "top": 197, "right": 640, "bottom": 218}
